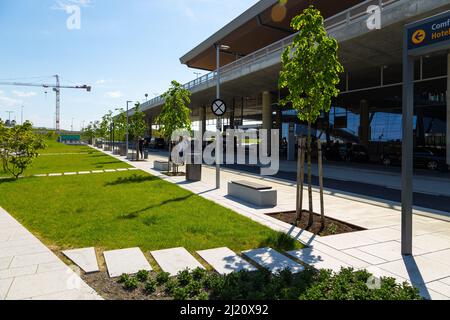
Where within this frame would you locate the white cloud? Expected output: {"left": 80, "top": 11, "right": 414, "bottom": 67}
{"left": 105, "top": 91, "right": 123, "bottom": 98}
{"left": 12, "top": 90, "right": 37, "bottom": 98}
{"left": 0, "top": 91, "right": 22, "bottom": 108}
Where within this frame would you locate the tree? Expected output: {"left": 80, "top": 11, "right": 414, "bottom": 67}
{"left": 0, "top": 121, "right": 46, "bottom": 179}
{"left": 128, "top": 103, "right": 147, "bottom": 160}
{"left": 279, "top": 6, "right": 343, "bottom": 228}
{"left": 156, "top": 80, "right": 192, "bottom": 172}
{"left": 81, "top": 123, "right": 95, "bottom": 144}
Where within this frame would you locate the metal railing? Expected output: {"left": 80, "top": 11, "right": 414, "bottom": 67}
{"left": 143, "top": 0, "right": 401, "bottom": 109}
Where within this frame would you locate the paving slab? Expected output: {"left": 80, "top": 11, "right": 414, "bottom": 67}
{"left": 104, "top": 169, "right": 117, "bottom": 172}
{"left": 78, "top": 171, "right": 91, "bottom": 175}
{"left": 91, "top": 170, "right": 104, "bottom": 173}
{"left": 0, "top": 265, "right": 37, "bottom": 280}
{"left": 104, "top": 247, "right": 152, "bottom": 278}
{"left": 317, "top": 232, "right": 378, "bottom": 250}
{"left": 6, "top": 268, "right": 98, "bottom": 300}
{"left": 425, "top": 280, "right": 450, "bottom": 298}
{"left": 410, "top": 234, "right": 450, "bottom": 253}
{"left": 116, "top": 168, "right": 128, "bottom": 172}
{"left": 0, "top": 257, "right": 13, "bottom": 270}
{"left": 287, "top": 248, "right": 350, "bottom": 273}
{"left": 0, "top": 278, "right": 13, "bottom": 299}
{"left": 197, "top": 247, "right": 257, "bottom": 275}
{"left": 342, "top": 248, "right": 387, "bottom": 265}
{"left": 63, "top": 172, "right": 77, "bottom": 176}
{"left": 151, "top": 247, "right": 204, "bottom": 276}
{"left": 377, "top": 255, "right": 450, "bottom": 284}
{"left": 48, "top": 173, "right": 62, "bottom": 177}
{"left": 357, "top": 241, "right": 426, "bottom": 262}
{"left": 10, "top": 252, "right": 56, "bottom": 268}
{"left": 63, "top": 247, "right": 99, "bottom": 273}
{"left": 242, "top": 248, "right": 304, "bottom": 274}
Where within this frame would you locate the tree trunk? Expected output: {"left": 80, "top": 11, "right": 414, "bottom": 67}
{"left": 307, "top": 121, "right": 314, "bottom": 228}
{"left": 168, "top": 141, "right": 172, "bottom": 172}
{"left": 317, "top": 140, "right": 325, "bottom": 229}
{"left": 296, "top": 137, "right": 305, "bottom": 225}
{"left": 295, "top": 137, "right": 302, "bottom": 224}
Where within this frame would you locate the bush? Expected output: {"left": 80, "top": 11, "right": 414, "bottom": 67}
{"left": 123, "top": 277, "right": 139, "bottom": 291}
{"left": 164, "top": 278, "right": 178, "bottom": 295}
{"left": 192, "top": 267, "right": 207, "bottom": 281}
{"left": 117, "top": 273, "right": 130, "bottom": 284}
{"left": 156, "top": 271, "right": 171, "bottom": 285}
{"left": 136, "top": 270, "right": 149, "bottom": 282}
{"left": 209, "top": 268, "right": 422, "bottom": 300}
{"left": 177, "top": 269, "right": 193, "bottom": 287}
{"left": 173, "top": 287, "right": 189, "bottom": 300}
{"left": 144, "top": 279, "right": 157, "bottom": 294}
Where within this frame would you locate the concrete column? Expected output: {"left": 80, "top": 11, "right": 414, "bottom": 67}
{"left": 200, "top": 105, "right": 207, "bottom": 138}
{"left": 447, "top": 53, "right": 450, "bottom": 166}
{"left": 148, "top": 117, "right": 152, "bottom": 140}
{"left": 359, "top": 100, "right": 370, "bottom": 147}
{"left": 262, "top": 91, "right": 272, "bottom": 153}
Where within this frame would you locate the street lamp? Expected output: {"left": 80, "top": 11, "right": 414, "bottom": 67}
{"left": 126, "top": 100, "right": 132, "bottom": 159}
{"left": 215, "top": 43, "right": 230, "bottom": 189}
{"left": 145, "top": 93, "right": 148, "bottom": 102}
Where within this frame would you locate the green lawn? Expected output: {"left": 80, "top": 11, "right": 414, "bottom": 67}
{"left": 0, "top": 141, "right": 130, "bottom": 177}
{"left": 0, "top": 170, "right": 300, "bottom": 253}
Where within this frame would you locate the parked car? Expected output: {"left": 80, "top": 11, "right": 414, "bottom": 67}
{"left": 381, "top": 147, "right": 448, "bottom": 171}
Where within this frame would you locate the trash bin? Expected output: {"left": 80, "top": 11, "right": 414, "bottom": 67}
{"left": 144, "top": 149, "right": 149, "bottom": 160}
{"left": 186, "top": 151, "right": 202, "bottom": 181}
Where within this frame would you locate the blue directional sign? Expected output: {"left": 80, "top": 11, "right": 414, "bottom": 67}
{"left": 407, "top": 11, "right": 450, "bottom": 51}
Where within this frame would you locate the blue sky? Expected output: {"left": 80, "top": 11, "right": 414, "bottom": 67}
{"left": 0, "top": 0, "right": 259, "bottom": 130}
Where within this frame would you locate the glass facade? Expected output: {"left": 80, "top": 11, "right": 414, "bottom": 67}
{"left": 279, "top": 53, "right": 448, "bottom": 165}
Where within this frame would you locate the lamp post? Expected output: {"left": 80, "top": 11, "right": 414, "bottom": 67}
{"left": 215, "top": 43, "right": 230, "bottom": 189}
{"left": 126, "top": 100, "right": 132, "bottom": 159}
{"left": 21, "top": 106, "right": 24, "bottom": 125}
{"left": 145, "top": 93, "right": 148, "bottom": 102}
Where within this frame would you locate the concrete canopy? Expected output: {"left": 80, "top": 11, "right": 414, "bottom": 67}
{"left": 180, "top": 0, "right": 363, "bottom": 71}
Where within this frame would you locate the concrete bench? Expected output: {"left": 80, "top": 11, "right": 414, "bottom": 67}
{"left": 228, "top": 180, "right": 277, "bottom": 207}
{"left": 153, "top": 161, "right": 169, "bottom": 171}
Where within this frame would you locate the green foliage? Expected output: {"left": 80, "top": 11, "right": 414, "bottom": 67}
{"left": 118, "top": 273, "right": 130, "bottom": 283}
{"left": 136, "top": 270, "right": 149, "bottom": 282}
{"left": 113, "top": 108, "right": 127, "bottom": 142}
{"left": 156, "top": 271, "right": 171, "bottom": 285}
{"left": 0, "top": 121, "right": 47, "bottom": 179}
{"left": 177, "top": 269, "right": 193, "bottom": 287}
{"left": 209, "top": 268, "right": 422, "bottom": 300}
{"left": 128, "top": 103, "right": 147, "bottom": 141}
{"left": 123, "top": 276, "right": 139, "bottom": 291}
{"left": 192, "top": 267, "right": 207, "bottom": 281}
{"left": 144, "top": 279, "right": 157, "bottom": 294}
{"left": 164, "top": 278, "right": 178, "bottom": 295}
{"left": 196, "top": 291, "right": 209, "bottom": 300}
{"left": 173, "top": 287, "right": 189, "bottom": 300}
{"left": 279, "top": 5, "right": 343, "bottom": 123}
{"left": 99, "top": 111, "right": 113, "bottom": 140}
{"left": 326, "top": 223, "right": 338, "bottom": 235}
{"left": 157, "top": 80, "right": 192, "bottom": 140}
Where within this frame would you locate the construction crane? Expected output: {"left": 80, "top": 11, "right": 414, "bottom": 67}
{"left": 0, "top": 75, "right": 91, "bottom": 132}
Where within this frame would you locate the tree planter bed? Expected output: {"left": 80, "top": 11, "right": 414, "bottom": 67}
{"left": 267, "top": 211, "right": 365, "bottom": 236}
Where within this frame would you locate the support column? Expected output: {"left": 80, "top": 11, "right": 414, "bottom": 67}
{"left": 359, "top": 100, "right": 370, "bottom": 147}
{"left": 200, "top": 106, "right": 207, "bottom": 137}
{"left": 262, "top": 91, "right": 272, "bottom": 152}
{"left": 148, "top": 117, "right": 153, "bottom": 140}
{"left": 447, "top": 53, "right": 450, "bottom": 166}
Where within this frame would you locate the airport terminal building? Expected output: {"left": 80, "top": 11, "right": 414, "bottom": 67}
{"left": 140, "top": 0, "right": 450, "bottom": 170}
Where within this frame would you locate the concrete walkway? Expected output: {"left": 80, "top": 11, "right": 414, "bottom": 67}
{"left": 278, "top": 160, "right": 450, "bottom": 197}
{"left": 98, "top": 147, "right": 450, "bottom": 300}
{"left": 0, "top": 208, "right": 101, "bottom": 300}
